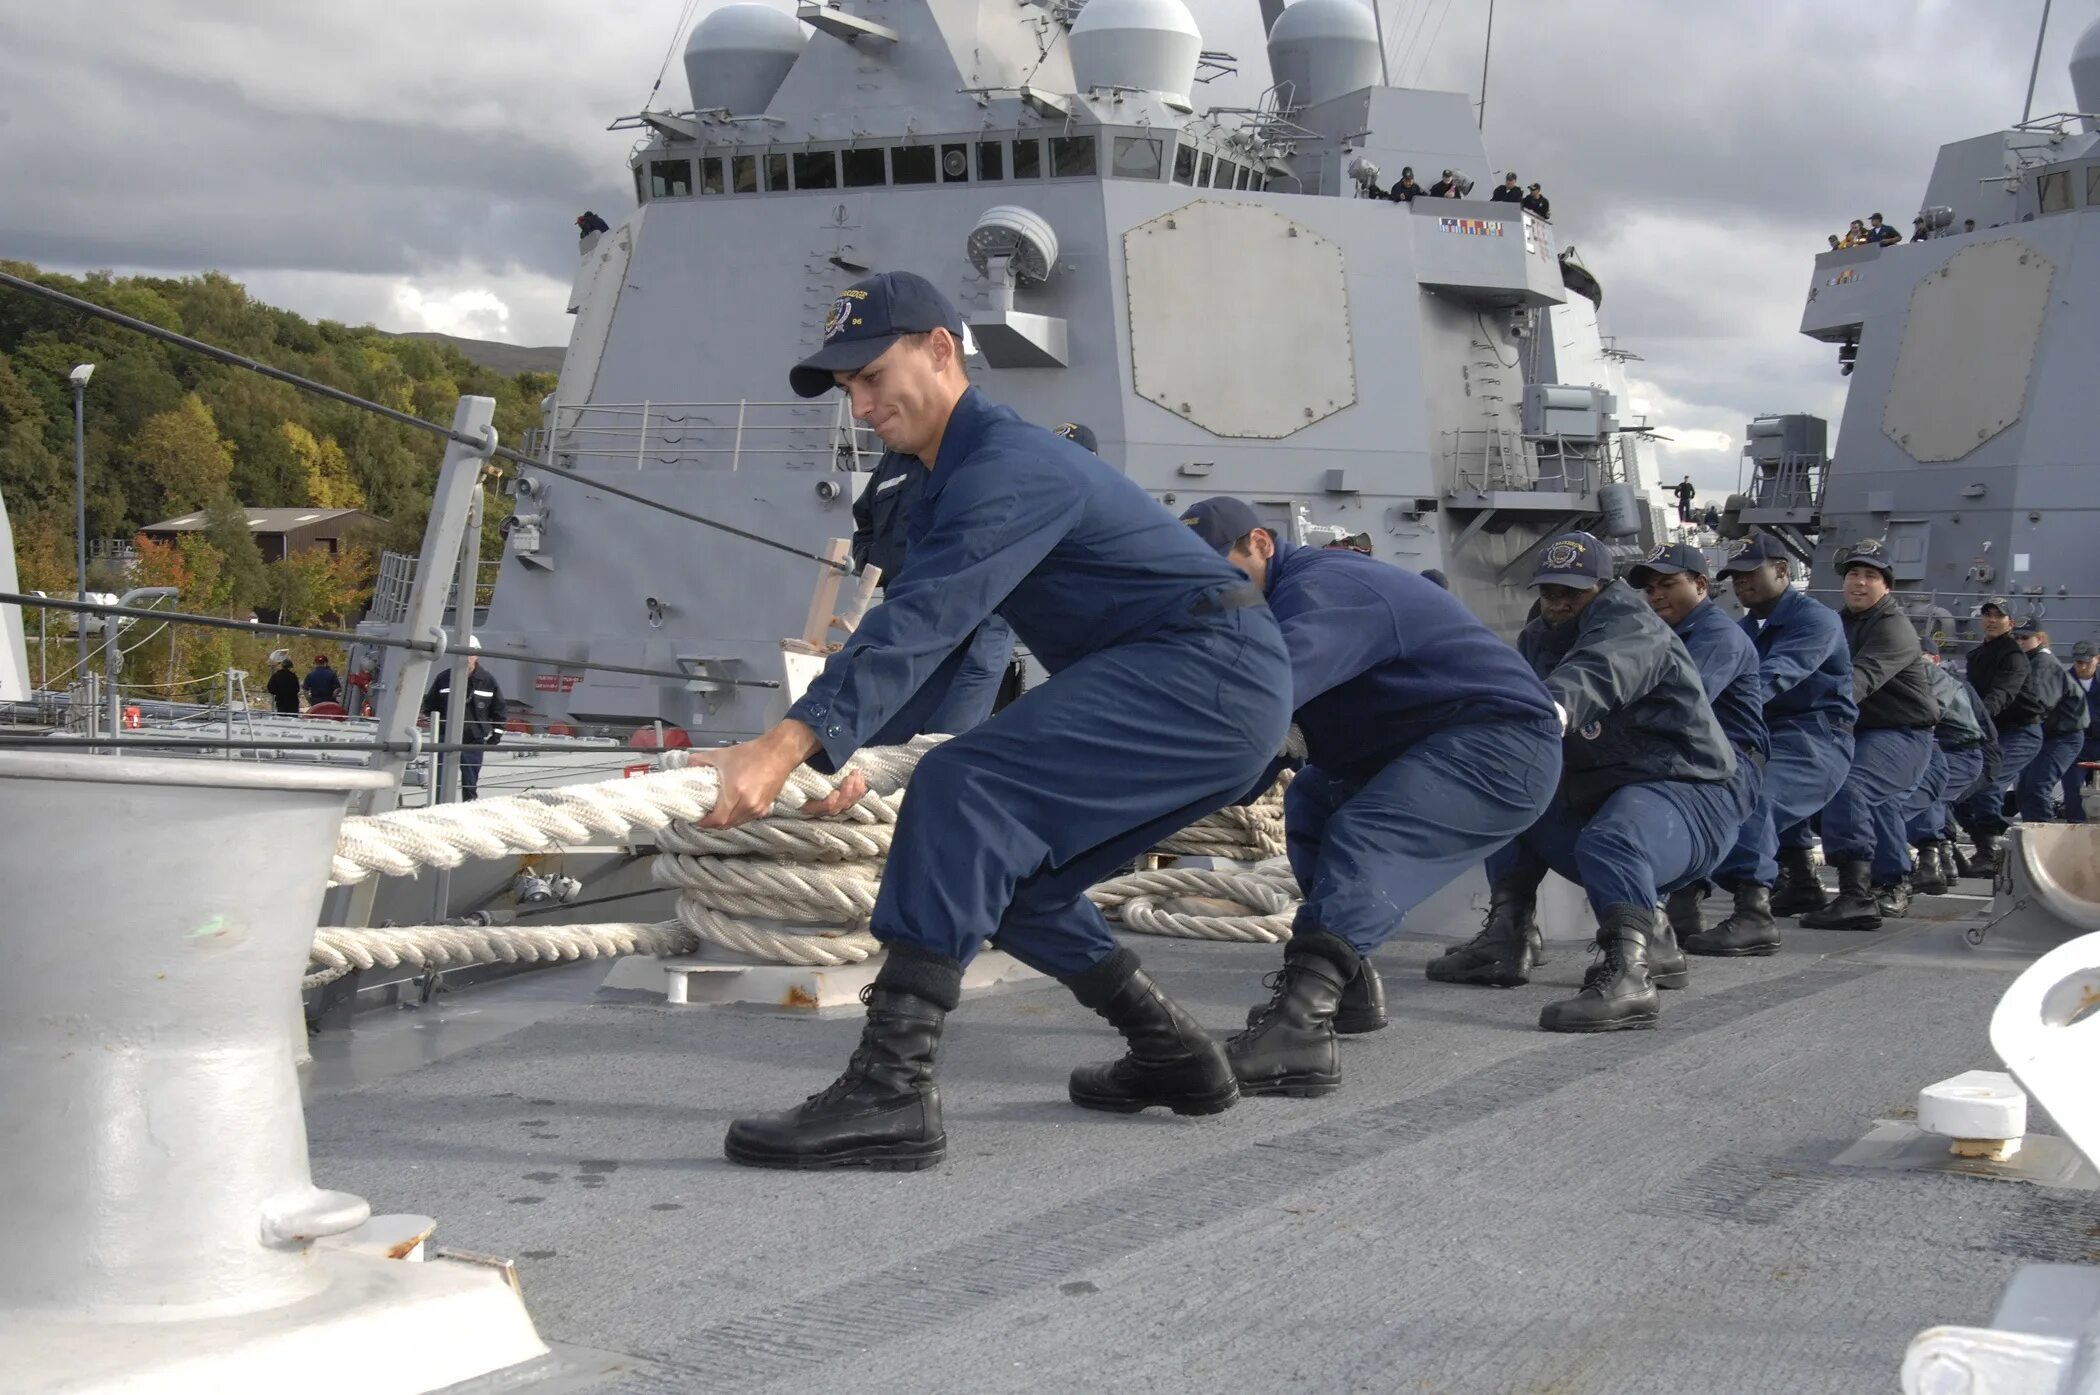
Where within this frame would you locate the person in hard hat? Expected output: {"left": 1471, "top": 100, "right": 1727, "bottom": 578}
{"left": 1627, "top": 543, "right": 1769, "bottom": 956}
{"left": 1176, "top": 496, "right": 1560, "bottom": 1097}
{"left": 1448, "top": 532, "right": 1741, "bottom": 1033}
{"left": 421, "top": 637, "right": 506, "bottom": 801}
{"left": 302, "top": 653, "right": 341, "bottom": 708}
{"left": 266, "top": 654, "right": 301, "bottom": 715}
{"left": 698, "top": 270, "right": 1291, "bottom": 1172}
{"left": 1797, "top": 540, "right": 1938, "bottom": 929}
{"left": 1701, "top": 534, "right": 1857, "bottom": 946}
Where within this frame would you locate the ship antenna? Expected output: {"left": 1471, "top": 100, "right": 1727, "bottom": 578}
{"left": 1369, "top": 2, "right": 1393, "bottom": 85}
{"left": 1478, "top": 0, "right": 1496, "bottom": 128}
{"left": 2022, "top": 0, "right": 2054, "bottom": 123}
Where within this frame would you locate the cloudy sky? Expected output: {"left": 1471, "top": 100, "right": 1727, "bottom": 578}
{"left": 2, "top": 0, "right": 2094, "bottom": 500}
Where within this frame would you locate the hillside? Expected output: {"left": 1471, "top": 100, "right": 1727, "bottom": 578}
{"left": 0, "top": 261, "right": 557, "bottom": 696}
{"left": 394, "top": 330, "right": 566, "bottom": 378}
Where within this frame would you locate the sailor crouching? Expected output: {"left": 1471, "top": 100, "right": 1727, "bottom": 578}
{"left": 1798, "top": 540, "right": 1938, "bottom": 929}
{"left": 1462, "top": 533, "right": 1742, "bottom": 1032}
{"left": 1957, "top": 596, "right": 2041, "bottom": 875}
{"left": 1178, "top": 497, "right": 1562, "bottom": 1097}
{"left": 1904, "top": 638, "right": 1990, "bottom": 895}
{"left": 698, "top": 272, "right": 1291, "bottom": 1172}
{"left": 1627, "top": 544, "right": 1772, "bottom": 956}
{"left": 1708, "top": 535, "right": 1857, "bottom": 927}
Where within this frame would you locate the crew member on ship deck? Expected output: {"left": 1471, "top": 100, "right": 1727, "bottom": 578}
{"left": 696, "top": 271, "right": 1292, "bottom": 1173}
{"left": 1178, "top": 496, "right": 1561, "bottom": 1098}
{"left": 1707, "top": 535, "right": 1857, "bottom": 937}
{"left": 1629, "top": 544, "right": 1771, "bottom": 958}
{"left": 1446, "top": 533, "right": 1741, "bottom": 1033}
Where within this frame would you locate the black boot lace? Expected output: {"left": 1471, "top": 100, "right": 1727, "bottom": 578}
{"left": 1231, "top": 969, "right": 1292, "bottom": 1043}
{"left": 1578, "top": 939, "right": 1627, "bottom": 994}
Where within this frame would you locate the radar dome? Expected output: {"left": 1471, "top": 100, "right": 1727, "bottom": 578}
{"left": 1267, "top": 0, "right": 1382, "bottom": 110}
{"left": 2072, "top": 16, "right": 2100, "bottom": 126}
{"left": 1069, "top": 0, "right": 1203, "bottom": 108}
{"left": 684, "top": 3, "right": 805, "bottom": 117}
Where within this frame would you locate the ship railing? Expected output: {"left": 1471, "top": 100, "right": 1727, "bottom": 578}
{"left": 1448, "top": 428, "right": 1627, "bottom": 497}
{"left": 536, "top": 397, "right": 877, "bottom": 473}
{"left": 366, "top": 552, "right": 502, "bottom": 629}
{"left": 1740, "top": 450, "right": 1827, "bottom": 512}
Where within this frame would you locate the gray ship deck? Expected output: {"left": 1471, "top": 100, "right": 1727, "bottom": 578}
{"left": 304, "top": 912, "right": 2094, "bottom": 1395}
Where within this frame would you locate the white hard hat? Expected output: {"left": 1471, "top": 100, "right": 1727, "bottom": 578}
{"left": 466, "top": 635, "right": 482, "bottom": 650}
{"left": 268, "top": 648, "right": 291, "bottom": 665}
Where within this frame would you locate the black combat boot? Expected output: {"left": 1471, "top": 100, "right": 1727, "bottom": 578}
{"left": 722, "top": 946, "right": 957, "bottom": 1171}
{"left": 1250, "top": 956, "right": 1386, "bottom": 1034}
{"left": 1939, "top": 841, "right": 1965, "bottom": 890}
{"left": 1911, "top": 842, "right": 1950, "bottom": 897}
{"left": 1663, "top": 884, "right": 1705, "bottom": 941}
{"left": 1683, "top": 881, "right": 1781, "bottom": 956}
{"left": 1799, "top": 859, "right": 1882, "bottom": 930}
{"left": 1228, "top": 931, "right": 1356, "bottom": 1097}
{"left": 1768, "top": 846, "right": 1829, "bottom": 916}
{"left": 1970, "top": 834, "right": 2002, "bottom": 880}
{"left": 1066, "top": 948, "right": 1239, "bottom": 1117}
{"left": 1427, "top": 879, "right": 1542, "bottom": 987}
{"left": 1538, "top": 905, "right": 1660, "bottom": 1033}
{"left": 1949, "top": 838, "right": 1981, "bottom": 881}
{"left": 1876, "top": 878, "right": 1914, "bottom": 918}
{"left": 1647, "top": 906, "right": 1690, "bottom": 990}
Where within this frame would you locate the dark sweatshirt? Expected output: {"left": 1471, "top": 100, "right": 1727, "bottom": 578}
{"left": 1840, "top": 595, "right": 1937, "bottom": 730}
{"left": 1968, "top": 631, "right": 2039, "bottom": 727}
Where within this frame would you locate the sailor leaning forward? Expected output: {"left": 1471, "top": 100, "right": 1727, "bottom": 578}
{"left": 1176, "top": 496, "right": 1562, "bottom": 1098}
{"left": 1438, "top": 532, "right": 1743, "bottom": 1032}
{"left": 1627, "top": 543, "right": 1770, "bottom": 957}
{"left": 696, "top": 272, "right": 1291, "bottom": 1172}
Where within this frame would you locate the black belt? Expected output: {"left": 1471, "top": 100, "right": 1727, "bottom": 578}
{"left": 1189, "top": 582, "right": 1264, "bottom": 616}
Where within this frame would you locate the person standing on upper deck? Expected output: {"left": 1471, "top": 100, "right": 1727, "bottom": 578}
{"left": 1798, "top": 540, "right": 1938, "bottom": 929}
{"left": 1699, "top": 535, "right": 1857, "bottom": 948}
{"left": 1176, "top": 496, "right": 1561, "bottom": 1097}
{"left": 1628, "top": 544, "right": 1770, "bottom": 956}
{"left": 699, "top": 272, "right": 1292, "bottom": 1172}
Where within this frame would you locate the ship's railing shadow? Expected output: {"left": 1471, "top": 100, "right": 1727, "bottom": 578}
{"left": 533, "top": 398, "right": 876, "bottom": 474}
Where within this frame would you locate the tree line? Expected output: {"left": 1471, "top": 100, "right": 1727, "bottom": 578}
{"left": 0, "top": 261, "right": 554, "bottom": 699}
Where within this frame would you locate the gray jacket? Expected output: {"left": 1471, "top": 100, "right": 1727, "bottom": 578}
{"left": 1925, "top": 662, "right": 1985, "bottom": 750}
{"left": 1840, "top": 595, "right": 1938, "bottom": 730}
{"left": 1519, "top": 580, "right": 1736, "bottom": 819}
{"left": 2028, "top": 648, "right": 2091, "bottom": 736}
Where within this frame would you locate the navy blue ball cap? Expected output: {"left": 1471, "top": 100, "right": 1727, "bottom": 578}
{"left": 789, "top": 271, "right": 965, "bottom": 398}
{"left": 1053, "top": 421, "right": 1099, "bottom": 453}
{"left": 1528, "top": 531, "right": 1613, "bottom": 589}
{"left": 1978, "top": 594, "right": 2012, "bottom": 615}
{"left": 2072, "top": 640, "right": 2096, "bottom": 660}
{"left": 1717, "top": 532, "right": 1789, "bottom": 576}
{"left": 1626, "top": 541, "right": 1711, "bottom": 587}
{"left": 1178, "top": 496, "right": 1266, "bottom": 554}
{"left": 2013, "top": 614, "right": 2042, "bottom": 635}
{"left": 1834, "top": 537, "right": 1894, "bottom": 577}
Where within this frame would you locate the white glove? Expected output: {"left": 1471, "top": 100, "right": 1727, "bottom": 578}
{"left": 1554, "top": 701, "right": 1569, "bottom": 736}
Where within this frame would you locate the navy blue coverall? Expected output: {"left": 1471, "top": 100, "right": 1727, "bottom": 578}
{"left": 2065, "top": 672, "right": 2100, "bottom": 822}
{"left": 1905, "top": 663, "right": 1987, "bottom": 844}
{"left": 1485, "top": 582, "right": 1742, "bottom": 918}
{"left": 1671, "top": 598, "right": 1769, "bottom": 873}
{"left": 1259, "top": 542, "right": 1563, "bottom": 953}
{"left": 2018, "top": 647, "right": 2089, "bottom": 822}
{"left": 788, "top": 389, "right": 1291, "bottom": 978}
{"left": 1712, "top": 587, "right": 1856, "bottom": 886}
{"left": 1823, "top": 595, "right": 1937, "bottom": 885}
{"left": 850, "top": 449, "right": 1014, "bottom": 735}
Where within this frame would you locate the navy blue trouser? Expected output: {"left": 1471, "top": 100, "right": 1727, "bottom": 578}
{"left": 925, "top": 616, "right": 1015, "bottom": 736}
{"left": 1903, "top": 744, "right": 1983, "bottom": 844}
{"left": 872, "top": 608, "right": 1290, "bottom": 977}
{"left": 2064, "top": 739, "right": 2100, "bottom": 823}
{"left": 2020, "top": 731, "right": 2085, "bottom": 822}
{"left": 1284, "top": 717, "right": 1562, "bottom": 954}
{"left": 1714, "top": 713, "right": 1852, "bottom": 885}
{"left": 1822, "top": 726, "right": 1934, "bottom": 883}
{"left": 1962, "top": 723, "right": 2043, "bottom": 835}
{"left": 460, "top": 744, "right": 484, "bottom": 800}
{"left": 1484, "top": 775, "right": 1744, "bottom": 920}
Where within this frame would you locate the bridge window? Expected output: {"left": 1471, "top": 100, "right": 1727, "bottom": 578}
{"left": 1196, "top": 152, "right": 1213, "bottom": 186}
{"left": 1113, "top": 136, "right": 1163, "bottom": 180}
{"left": 699, "top": 157, "right": 725, "bottom": 195}
{"left": 1050, "top": 135, "right": 1097, "bottom": 177}
{"left": 794, "top": 151, "right": 839, "bottom": 190}
{"left": 764, "top": 153, "right": 789, "bottom": 191}
{"left": 977, "top": 141, "right": 1004, "bottom": 180}
{"left": 649, "top": 158, "right": 692, "bottom": 198}
{"left": 891, "top": 145, "right": 936, "bottom": 185}
{"left": 842, "top": 148, "right": 886, "bottom": 187}
{"left": 732, "top": 155, "right": 759, "bottom": 193}
{"left": 942, "top": 143, "right": 971, "bottom": 181}
{"left": 1012, "top": 139, "right": 1043, "bottom": 179}
{"left": 2089, "top": 167, "right": 2100, "bottom": 206}
{"left": 1237, "top": 164, "right": 1253, "bottom": 191}
{"left": 1213, "top": 158, "right": 1238, "bottom": 189}
{"left": 1172, "top": 143, "right": 1198, "bottom": 185}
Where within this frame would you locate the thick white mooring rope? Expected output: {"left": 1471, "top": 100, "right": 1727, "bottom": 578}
{"left": 312, "top": 736, "right": 1298, "bottom": 986}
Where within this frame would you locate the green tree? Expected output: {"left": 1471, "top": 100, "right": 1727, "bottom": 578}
{"left": 132, "top": 394, "right": 236, "bottom": 517}
{"left": 280, "top": 421, "right": 365, "bottom": 509}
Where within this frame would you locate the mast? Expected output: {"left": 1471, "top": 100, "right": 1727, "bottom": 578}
{"left": 1478, "top": 0, "right": 1497, "bottom": 129}
{"left": 2022, "top": 0, "right": 2053, "bottom": 123}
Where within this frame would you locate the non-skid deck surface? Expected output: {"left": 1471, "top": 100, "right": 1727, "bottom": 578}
{"left": 304, "top": 915, "right": 2092, "bottom": 1394}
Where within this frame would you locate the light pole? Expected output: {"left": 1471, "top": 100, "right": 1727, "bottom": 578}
{"left": 69, "top": 363, "right": 95, "bottom": 678}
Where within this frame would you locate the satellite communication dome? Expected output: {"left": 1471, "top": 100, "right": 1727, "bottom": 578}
{"left": 2071, "top": 16, "right": 2100, "bottom": 127}
{"left": 1267, "top": 0, "right": 1382, "bottom": 110}
{"left": 1069, "top": 0, "right": 1203, "bottom": 107}
{"left": 684, "top": 3, "right": 805, "bottom": 117}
